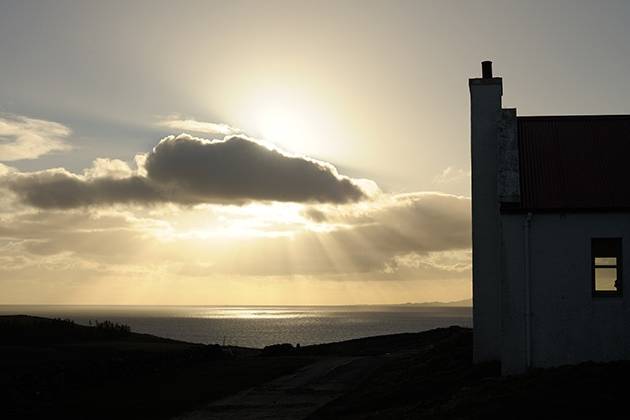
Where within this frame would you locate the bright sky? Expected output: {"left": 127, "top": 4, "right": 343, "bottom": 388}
{"left": 1, "top": 0, "right": 629, "bottom": 304}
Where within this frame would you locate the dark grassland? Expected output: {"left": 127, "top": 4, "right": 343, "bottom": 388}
{"left": 1, "top": 315, "right": 628, "bottom": 419}
{"left": 0, "top": 315, "right": 315, "bottom": 419}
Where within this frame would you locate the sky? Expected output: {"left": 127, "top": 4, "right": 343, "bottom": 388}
{"left": 1, "top": 0, "right": 630, "bottom": 304}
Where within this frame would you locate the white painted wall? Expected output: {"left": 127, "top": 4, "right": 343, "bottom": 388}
{"left": 501, "top": 212, "right": 630, "bottom": 374}
{"left": 469, "top": 75, "right": 503, "bottom": 363}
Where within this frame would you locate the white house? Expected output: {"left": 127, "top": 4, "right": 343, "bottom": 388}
{"left": 470, "top": 61, "right": 630, "bottom": 374}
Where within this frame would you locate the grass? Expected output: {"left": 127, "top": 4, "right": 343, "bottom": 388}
{"left": 0, "top": 315, "right": 316, "bottom": 419}
{"left": 3, "top": 315, "right": 629, "bottom": 420}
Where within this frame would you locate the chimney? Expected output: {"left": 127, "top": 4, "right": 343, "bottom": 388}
{"left": 469, "top": 61, "right": 503, "bottom": 364}
{"left": 482, "top": 60, "right": 493, "bottom": 78}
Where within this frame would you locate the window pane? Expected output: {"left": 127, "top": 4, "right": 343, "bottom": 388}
{"left": 595, "top": 257, "right": 617, "bottom": 266}
{"left": 595, "top": 267, "right": 619, "bottom": 292}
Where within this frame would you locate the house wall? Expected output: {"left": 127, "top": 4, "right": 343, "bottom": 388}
{"left": 469, "top": 76, "right": 503, "bottom": 363}
{"left": 501, "top": 212, "right": 630, "bottom": 374}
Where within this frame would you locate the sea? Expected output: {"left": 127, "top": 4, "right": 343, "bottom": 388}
{"left": 0, "top": 305, "right": 472, "bottom": 348}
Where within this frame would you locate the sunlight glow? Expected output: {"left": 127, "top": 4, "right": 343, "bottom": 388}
{"left": 239, "top": 86, "right": 338, "bottom": 158}
{"left": 147, "top": 203, "right": 344, "bottom": 242}
{"left": 257, "top": 106, "right": 308, "bottom": 148}
{"left": 196, "top": 307, "right": 314, "bottom": 319}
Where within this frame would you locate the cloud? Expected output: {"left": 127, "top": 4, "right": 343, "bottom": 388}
{"left": 0, "top": 192, "right": 470, "bottom": 278}
{"left": 0, "top": 114, "right": 71, "bottom": 161}
{"left": 3, "top": 134, "right": 371, "bottom": 208}
{"left": 0, "top": 120, "right": 470, "bottom": 288}
{"left": 6, "top": 168, "right": 162, "bottom": 209}
{"left": 0, "top": 163, "right": 14, "bottom": 177}
{"left": 298, "top": 192, "right": 471, "bottom": 273}
{"left": 84, "top": 158, "right": 135, "bottom": 179}
{"left": 197, "top": 192, "right": 471, "bottom": 278}
{"left": 384, "top": 250, "right": 471, "bottom": 275}
{"left": 144, "top": 134, "right": 369, "bottom": 204}
{"left": 157, "top": 115, "right": 241, "bottom": 136}
{"left": 432, "top": 166, "right": 470, "bottom": 185}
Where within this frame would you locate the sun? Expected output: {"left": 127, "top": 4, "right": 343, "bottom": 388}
{"left": 244, "top": 87, "right": 340, "bottom": 160}
{"left": 256, "top": 106, "right": 306, "bottom": 150}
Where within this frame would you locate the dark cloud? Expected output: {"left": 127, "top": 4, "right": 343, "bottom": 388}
{"left": 7, "top": 170, "right": 161, "bottom": 209}
{"left": 3, "top": 135, "right": 368, "bottom": 209}
{"left": 144, "top": 134, "right": 366, "bottom": 204}
{"left": 302, "top": 208, "right": 327, "bottom": 223}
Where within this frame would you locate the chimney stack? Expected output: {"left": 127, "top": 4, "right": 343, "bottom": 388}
{"left": 482, "top": 60, "right": 493, "bottom": 78}
{"left": 469, "top": 60, "right": 503, "bottom": 364}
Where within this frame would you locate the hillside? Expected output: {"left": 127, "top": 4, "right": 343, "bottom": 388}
{"left": 1, "top": 315, "right": 628, "bottom": 420}
{"left": 0, "top": 315, "right": 313, "bottom": 419}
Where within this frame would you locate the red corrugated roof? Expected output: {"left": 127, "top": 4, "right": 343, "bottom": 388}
{"left": 517, "top": 115, "right": 630, "bottom": 211}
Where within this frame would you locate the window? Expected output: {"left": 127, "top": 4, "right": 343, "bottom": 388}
{"left": 592, "top": 238, "right": 622, "bottom": 296}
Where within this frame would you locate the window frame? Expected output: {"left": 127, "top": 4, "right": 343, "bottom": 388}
{"left": 591, "top": 238, "right": 623, "bottom": 297}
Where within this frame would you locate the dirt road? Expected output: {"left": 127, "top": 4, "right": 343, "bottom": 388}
{"left": 173, "top": 356, "right": 380, "bottom": 420}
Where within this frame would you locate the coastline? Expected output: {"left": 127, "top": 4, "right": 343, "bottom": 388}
{"left": 0, "top": 305, "right": 472, "bottom": 348}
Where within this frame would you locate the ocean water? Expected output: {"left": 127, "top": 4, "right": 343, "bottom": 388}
{"left": 0, "top": 305, "right": 472, "bottom": 348}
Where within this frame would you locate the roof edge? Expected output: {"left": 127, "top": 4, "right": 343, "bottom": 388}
{"left": 518, "top": 114, "right": 630, "bottom": 121}
{"left": 501, "top": 205, "right": 630, "bottom": 215}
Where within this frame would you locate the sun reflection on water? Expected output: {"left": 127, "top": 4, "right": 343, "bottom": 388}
{"left": 195, "top": 307, "right": 313, "bottom": 319}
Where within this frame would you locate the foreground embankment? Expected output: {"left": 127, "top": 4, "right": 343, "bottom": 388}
{"left": 1, "top": 315, "right": 628, "bottom": 420}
